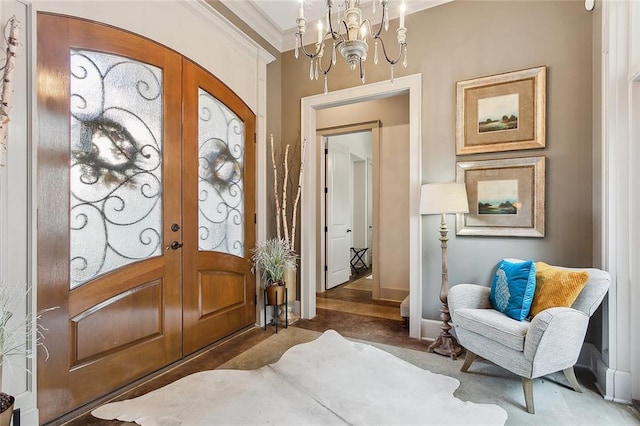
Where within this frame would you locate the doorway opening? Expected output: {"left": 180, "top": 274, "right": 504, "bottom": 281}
{"left": 300, "top": 74, "right": 422, "bottom": 338}
{"left": 322, "top": 125, "right": 376, "bottom": 292}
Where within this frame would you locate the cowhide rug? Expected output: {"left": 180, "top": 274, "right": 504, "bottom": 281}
{"left": 92, "top": 330, "right": 507, "bottom": 425}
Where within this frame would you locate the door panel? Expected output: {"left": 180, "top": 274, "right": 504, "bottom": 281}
{"left": 182, "top": 59, "right": 256, "bottom": 355}
{"left": 326, "top": 139, "right": 351, "bottom": 289}
{"left": 38, "top": 15, "right": 256, "bottom": 423}
{"left": 37, "top": 14, "right": 182, "bottom": 422}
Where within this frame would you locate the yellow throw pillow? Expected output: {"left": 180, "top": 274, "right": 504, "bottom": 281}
{"left": 529, "top": 262, "right": 589, "bottom": 317}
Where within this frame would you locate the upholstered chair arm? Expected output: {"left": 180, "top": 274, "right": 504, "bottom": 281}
{"left": 448, "top": 284, "right": 492, "bottom": 317}
{"left": 523, "top": 307, "right": 589, "bottom": 378}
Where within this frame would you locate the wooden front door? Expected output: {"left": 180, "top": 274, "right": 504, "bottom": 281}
{"left": 181, "top": 59, "right": 256, "bottom": 355}
{"left": 36, "top": 14, "right": 255, "bottom": 423}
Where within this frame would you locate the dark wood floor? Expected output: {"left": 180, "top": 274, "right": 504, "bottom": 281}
{"left": 300, "top": 271, "right": 426, "bottom": 351}
{"left": 59, "top": 272, "right": 424, "bottom": 425}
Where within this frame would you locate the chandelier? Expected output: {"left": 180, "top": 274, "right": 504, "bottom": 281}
{"left": 295, "top": 0, "right": 407, "bottom": 93}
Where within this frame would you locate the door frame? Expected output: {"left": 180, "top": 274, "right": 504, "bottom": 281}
{"left": 320, "top": 124, "right": 379, "bottom": 296}
{"left": 300, "top": 74, "right": 423, "bottom": 339}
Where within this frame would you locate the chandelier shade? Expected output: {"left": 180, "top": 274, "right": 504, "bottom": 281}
{"left": 295, "top": 0, "right": 408, "bottom": 93}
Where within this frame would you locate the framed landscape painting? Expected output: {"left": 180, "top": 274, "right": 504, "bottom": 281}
{"left": 456, "top": 156, "right": 545, "bottom": 237}
{"left": 456, "top": 66, "right": 546, "bottom": 155}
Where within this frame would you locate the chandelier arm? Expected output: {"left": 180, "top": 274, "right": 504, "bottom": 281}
{"left": 296, "top": 34, "right": 323, "bottom": 59}
{"left": 317, "top": 46, "right": 335, "bottom": 75}
{"left": 339, "top": 19, "right": 350, "bottom": 36}
{"left": 372, "top": 6, "right": 388, "bottom": 39}
{"left": 375, "top": 35, "right": 405, "bottom": 65}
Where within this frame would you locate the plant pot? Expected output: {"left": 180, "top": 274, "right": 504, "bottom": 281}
{"left": 265, "top": 283, "right": 286, "bottom": 306}
{"left": 0, "top": 392, "right": 14, "bottom": 426}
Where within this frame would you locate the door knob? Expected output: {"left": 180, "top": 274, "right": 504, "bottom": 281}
{"left": 166, "top": 241, "right": 183, "bottom": 250}
{"left": 346, "top": 229, "right": 352, "bottom": 233}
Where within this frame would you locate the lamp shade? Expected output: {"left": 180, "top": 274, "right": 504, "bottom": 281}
{"left": 420, "top": 183, "right": 469, "bottom": 215}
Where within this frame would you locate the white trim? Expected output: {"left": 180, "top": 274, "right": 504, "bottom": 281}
{"left": 255, "top": 45, "right": 269, "bottom": 327}
{"left": 180, "top": 0, "right": 276, "bottom": 64}
{"left": 0, "top": 1, "right": 39, "bottom": 423}
{"left": 300, "top": 74, "right": 423, "bottom": 339}
{"left": 220, "top": 0, "right": 284, "bottom": 53}
{"left": 604, "top": 369, "right": 633, "bottom": 404}
{"left": 600, "top": 0, "right": 639, "bottom": 403}
{"left": 578, "top": 343, "right": 633, "bottom": 404}
{"left": 628, "top": 61, "right": 640, "bottom": 404}
{"left": 420, "top": 318, "right": 441, "bottom": 342}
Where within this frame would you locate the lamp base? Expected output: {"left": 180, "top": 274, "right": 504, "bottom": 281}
{"left": 427, "top": 333, "right": 463, "bottom": 360}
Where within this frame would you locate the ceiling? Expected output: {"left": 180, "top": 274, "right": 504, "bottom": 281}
{"left": 220, "top": 0, "right": 451, "bottom": 53}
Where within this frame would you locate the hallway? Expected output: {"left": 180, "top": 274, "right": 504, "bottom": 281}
{"left": 294, "top": 272, "right": 424, "bottom": 351}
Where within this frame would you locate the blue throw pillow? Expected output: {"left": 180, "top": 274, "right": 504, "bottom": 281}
{"left": 489, "top": 259, "right": 536, "bottom": 321}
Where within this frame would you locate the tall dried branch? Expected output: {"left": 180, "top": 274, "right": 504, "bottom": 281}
{"left": 290, "top": 137, "right": 307, "bottom": 250}
{"left": 270, "top": 134, "right": 281, "bottom": 239}
{"left": 281, "top": 144, "right": 291, "bottom": 248}
{"left": 0, "top": 16, "right": 20, "bottom": 167}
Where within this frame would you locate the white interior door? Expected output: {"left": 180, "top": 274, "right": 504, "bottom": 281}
{"left": 326, "top": 139, "right": 352, "bottom": 289}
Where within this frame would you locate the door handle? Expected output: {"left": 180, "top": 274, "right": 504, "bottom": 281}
{"left": 346, "top": 229, "right": 352, "bottom": 233}
{"left": 166, "top": 241, "right": 183, "bottom": 250}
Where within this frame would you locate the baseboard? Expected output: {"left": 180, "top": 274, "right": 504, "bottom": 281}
{"left": 17, "top": 407, "right": 38, "bottom": 426}
{"left": 378, "top": 287, "right": 408, "bottom": 303}
{"left": 420, "top": 318, "right": 440, "bottom": 342}
{"left": 578, "top": 343, "right": 632, "bottom": 403}
{"left": 606, "top": 368, "right": 632, "bottom": 403}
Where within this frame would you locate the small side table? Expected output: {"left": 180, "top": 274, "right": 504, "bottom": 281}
{"left": 263, "top": 287, "right": 288, "bottom": 333}
{"left": 350, "top": 247, "right": 369, "bottom": 274}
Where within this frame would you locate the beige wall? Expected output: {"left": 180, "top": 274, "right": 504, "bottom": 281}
{"left": 281, "top": 1, "right": 595, "bottom": 325}
{"left": 266, "top": 59, "right": 283, "bottom": 240}
{"left": 318, "top": 95, "right": 410, "bottom": 300}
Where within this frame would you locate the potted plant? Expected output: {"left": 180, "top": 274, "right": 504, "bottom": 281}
{"left": 0, "top": 284, "right": 52, "bottom": 426}
{"left": 269, "top": 135, "right": 307, "bottom": 322}
{"left": 251, "top": 238, "right": 297, "bottom": 306}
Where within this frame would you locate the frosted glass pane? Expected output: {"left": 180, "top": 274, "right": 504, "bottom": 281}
{"left": 198, "top": 88, "right": 244, "bottom": 256}
{"left": 69, "top": 49, "right": 163, "bottom": 288}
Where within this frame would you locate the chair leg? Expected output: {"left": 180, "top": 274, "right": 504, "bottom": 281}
{"left": 522, "top": 378, "right": 535, "bottom": 414}
{"left": 460, "top": 350, "right": 476, "bottom": 372}
{"left": 563, "top": 367, "right": 583, "bottom": 393}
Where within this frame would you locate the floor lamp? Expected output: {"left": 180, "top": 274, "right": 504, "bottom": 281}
{"left": 420, "top": 183, "right": 469, "bottom": 359}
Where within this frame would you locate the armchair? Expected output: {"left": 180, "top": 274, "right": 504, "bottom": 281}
{"left": 448, "top": 263, "right": 610, "bottom": 414}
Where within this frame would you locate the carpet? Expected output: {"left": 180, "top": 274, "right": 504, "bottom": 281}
{"left": 92, "top": 330, "right": 507, "bottom": 425}
{"left": 344, "top": 274, "right": 373, "bottom": 291}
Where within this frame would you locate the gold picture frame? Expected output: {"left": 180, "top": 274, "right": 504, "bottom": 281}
{"left": 456, "top": 156, "right": 545, "bottom": 237}
{"left": 456, "top": 66, "right": 546, "bottom": 155}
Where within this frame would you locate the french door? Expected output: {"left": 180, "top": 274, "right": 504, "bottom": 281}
{"left": 37, "top": 14, "right": 255, "bottom": 423}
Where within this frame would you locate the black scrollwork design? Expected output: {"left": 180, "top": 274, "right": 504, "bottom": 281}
{"left": 197, "top": 89, "right": 244, "bottom": 256}
{"left": 69, "top": 50, "right": 163, "bottom": 288}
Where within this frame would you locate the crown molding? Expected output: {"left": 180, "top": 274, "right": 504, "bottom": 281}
{"left": 181, "top": 0, "right": 275, "bottom": 63}
{"left": 220, "top": 0, "right": 285, "bottom": 52}
{"left": 220, "top": 0, "right": 454, "bottom": 54}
